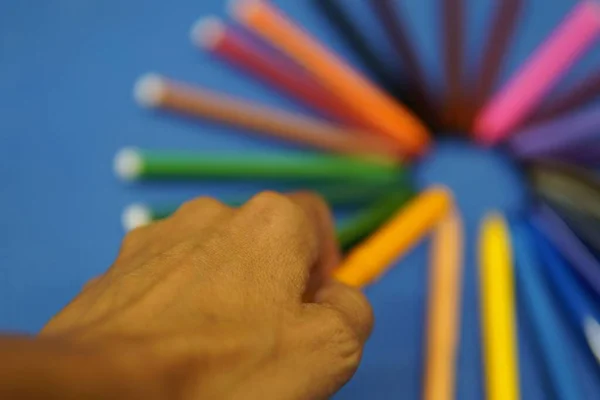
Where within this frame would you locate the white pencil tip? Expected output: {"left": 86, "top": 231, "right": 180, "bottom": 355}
{"left": 191, "top": 17, "right": 225, "bottom": 48}
{"left": 114, "top": 148, "right": 143, "bottom": 180}
{"left": 122, "top": 204, "right": 153, "bottom": 231}
{"left": 134, "top": 73, "right": 165, "bottom": 107}
{"left": 584, "top": 317, "right": 600, "bottom": 363}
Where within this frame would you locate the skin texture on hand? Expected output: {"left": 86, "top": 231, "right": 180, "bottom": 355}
{"left": 35, "top": 192, "right": 374, "bottom": 400}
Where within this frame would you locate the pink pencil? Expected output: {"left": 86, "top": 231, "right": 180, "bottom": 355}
{"left": 191, "top": 17, "right": 365, "bottom": 128}
{"left": 475, "top": 1, "right": 600, "bottom": 145}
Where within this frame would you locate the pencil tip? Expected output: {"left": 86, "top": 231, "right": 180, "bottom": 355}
{"left": 114, "top": 148, "right": 143, "bottom": 181}
{"left": 191, "top": 16, "right": 225, "bottom": 48}
{"left": 134, "top": 73, "right": 165, "bottom": 108}
{"left": 584, "top": 317, "right": 600, "bottom": 363}
{"left": 122, "top": 204, "right": 152, "bottom": 231}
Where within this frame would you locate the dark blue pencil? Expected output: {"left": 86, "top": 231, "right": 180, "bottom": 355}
{"left": 512, "top": 221, "right": 581, "bottom": 399}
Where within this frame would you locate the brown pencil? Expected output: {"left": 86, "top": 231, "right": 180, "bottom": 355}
{"left": 134, "top": 74, "right": 405, "bottom": 160}
{"left": 442, "top": 0, "right": 467, "bottom": 130}
{"left": 470, "top": 0, "right": 523, "bottom": 128}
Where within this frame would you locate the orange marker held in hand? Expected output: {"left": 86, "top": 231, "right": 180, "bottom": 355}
{"left": 334, "top": 186, "right": 454, "bottom": 287}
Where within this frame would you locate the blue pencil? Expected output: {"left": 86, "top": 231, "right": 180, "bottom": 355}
{"left": 512, "top": 222, "right": 581, "bottom": 399}
{"left": 531, "top": 225, "right": 600, "bottom": 366}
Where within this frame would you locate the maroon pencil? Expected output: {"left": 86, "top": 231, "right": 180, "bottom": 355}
{"left": 192, "top": 17, "right": 366, "bottom": 128}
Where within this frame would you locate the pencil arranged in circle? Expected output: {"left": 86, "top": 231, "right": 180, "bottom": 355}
{"left": 121, "top": 184, "right": 410, "bottom": 231}
{"left": 337, "top": 189, "right": 414, "bottom": 252}
{"left": 533, "top": 229, "right": 600, "bottom": 366}
{"left": 475, "top": 1, "right": 600, "bottom": 145}
{"left": 192, "top": 17, "right": 365, "bottom": 128}
{"left": 114, "top": 148, "right": 403, "bottom": 184}
{"left": 473, "top": 0, "right": 523, "bottom": 113}
{"left": 134, "top": 74, "right": 404, "bottom": 160}
{"left": 334, "top": 186, "right": 453, "bottom": 288}
{"left": 311, "top": 0, "right": 404, "bottom": 100}
{"left": 543, "top": 199, "right": 600, "bottom": 277}
{"left": 423, "top": 208, "right": 464, "bottom": 400}
{"left": 528, "top": 161, "right": 600, "bottom": 221}
{"left": 441, "top": 0, "right": 467, "bottom": 130}
{"left": 528, "top": 69, "right": 600, "bottom": 125}
{"left": 512, "top": 222, "right": 581, "bottom": 400}
{"left": 230, "top": 0, "right": 431, "bottom": 156}
{"left": 530, "top": 204, "right": 600, "bottom": 299}
{"left": 479, "top": 213, "right": 520, "bottom": 400}
{"left": 510, "top": 105, "right": 600, "bottom": 159}
{"left": 369, "top": 0, "right": 439, "bottom": 127}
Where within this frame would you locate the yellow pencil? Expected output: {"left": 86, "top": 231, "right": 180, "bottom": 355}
{"left": 334, "top": 186, "right": 453, "bottom": 288}
{"left": 479, "top": 214, "right": 520, "bottom": 400}
{"left": 423, "top": 208, "right": 464, "bottom": 400}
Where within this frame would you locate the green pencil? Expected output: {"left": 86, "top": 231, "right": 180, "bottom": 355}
{"left": 337, "top": 189, "right": 414, "bottom": 251}
{"left": 114, "top": 148, "right": 403, "bottom": 184}
{"left": 121, "top": 184, "right": 412, "bottom": 231}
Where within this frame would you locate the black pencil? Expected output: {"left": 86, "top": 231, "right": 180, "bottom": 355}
{"left": 311, "top": 0, "right": 405, "bottom": 100}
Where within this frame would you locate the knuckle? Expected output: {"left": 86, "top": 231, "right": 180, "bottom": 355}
{"left": 175, "top": 197, "right": 228, "bottom": 217}
{"left": 246, "top": 191, "right": 310, "bottom": 233}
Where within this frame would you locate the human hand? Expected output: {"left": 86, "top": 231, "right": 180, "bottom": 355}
{"left": 41, "top": 192, "right": 374, "bottom": 400}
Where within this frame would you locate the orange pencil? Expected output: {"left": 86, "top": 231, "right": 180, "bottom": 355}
{"left": 334, "top": 186, "right": 453, "bottom": 287}
{"left": 423, "top": 208, "right": 464, "bottom": 400}
{"left": 230, "top": 0, "right": 431, "bottom": 156}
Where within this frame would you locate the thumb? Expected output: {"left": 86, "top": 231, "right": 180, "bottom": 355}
{"left": 314, "top": 280, "right": 374, "bottom": 344}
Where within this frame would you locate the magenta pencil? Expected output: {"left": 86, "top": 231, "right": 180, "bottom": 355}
{"left": 192, "top": 17, "right": 365, "bottom": 128}
{"left": 475, "top": 1, "right": 600, "bottom": 145}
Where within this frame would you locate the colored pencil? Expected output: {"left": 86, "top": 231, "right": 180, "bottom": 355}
{"left": 471, "top": 0, "right": 523, "bottom": 123}
{"left": 311, "top": 0, "right": 404, "bottom": 99}
{"left": 192, "top": 17, "right": 365, "bottom": 127}
{"left": 121, "top": 185, "right": 408, "bottom": 231}
{"left": 230, "top": 0, "right": 431, "bottom": 156}
{"left": 369, "top": 0, "right": 440, "bottom": 127}
{"left": 530, "top": 204, "right": 600, "bottom": 299}
{"left": 528, "top": 161, "right": 600, "bottom": 220}
{"left": 334, "top": 186, "right": 453, "bottom": 288}
{"left": 337, "top": 189, "right": 414, "bottom": 252}
{"left": 423, "top": 208, "right": 464, "bottom": 400}
{"left": 545, "top": 199, "right": 600, "bottom": 258}
{"left": 479, "top": 213, "right": 520, "bottom": 400}
{"left": 553, "top": 143, "right": 600, "bottom": 167}
{"left": 441, "top": 0, "right": 468, "bottom": 130}
{"left": 510, "top": 105, "right": 600, "bottom": 158}
{"left": 133, "top": 74, "right": 404, "bottom": 160}
{"left": 532, "top": 228, "right": 600, "bottom": 365}
{"left": 528, "top": 70, "right": 600, "bottom": 125}
{"left": 114, "top": 148, "right": 403, "bottom": 183}
{"left": 475, "top": 1, "right": 600, "bottom": 145}
{"left": 512, "top": 222, "right": 581, "bottom": 400}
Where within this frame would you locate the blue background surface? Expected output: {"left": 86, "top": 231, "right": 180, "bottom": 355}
{"left": 1, "top": 0, "right": 600, "bottom": 398}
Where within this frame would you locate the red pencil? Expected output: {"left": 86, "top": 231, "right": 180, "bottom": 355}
{"left": 192, "top": 17, "right": 365, "bottom": 128}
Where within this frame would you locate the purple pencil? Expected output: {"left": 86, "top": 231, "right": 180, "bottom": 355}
{"left": 509, "top": 105, "right": 600, "bottom": 158}
{"left": 531, "top": 204, "right": 600, "bottom": 298}
{"left": 556, "top": 144, "right": 600, "bottom": 166}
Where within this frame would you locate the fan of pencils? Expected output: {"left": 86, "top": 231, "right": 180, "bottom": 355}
{"left": 114, "top": 0, "right": 600, "bottom": 399}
